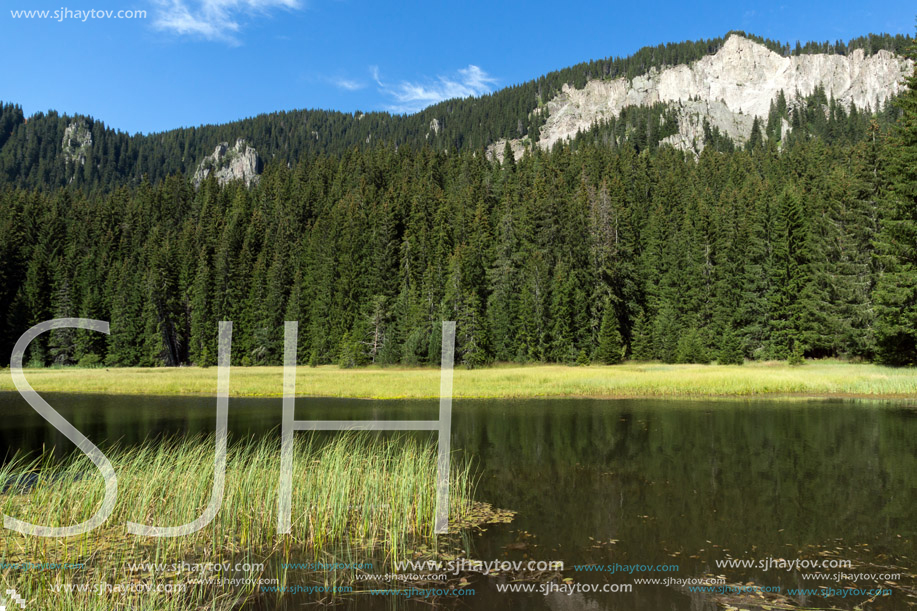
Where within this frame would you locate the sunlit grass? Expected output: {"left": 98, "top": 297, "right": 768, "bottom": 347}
{"left": 2, "top": 360, "right": 915, "bottom": 399}
{"left": 0, "top": 435, "right": 475, "bottom": 610}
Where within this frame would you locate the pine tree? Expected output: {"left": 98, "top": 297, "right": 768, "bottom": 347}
{"left": 746, "top": 116, "right": 764, "bottom": 151}
{"left": 787, "top": 340, "right": 805, "bottom": 365}
{"left": 337, "top": 331, "right": 365, "bottom": 368}
{"left": 360, "top": 295, "right": 389, "bottom": 364}
{"left": 874, "top": 41, "right": 917, "bottom": 365}
{"left": 48, "top": 260, "right": 76, "bottom": 366}
{"left": 189, "top": 252, "right": 216, "bottom": 366}
{"left": 629, "top": 311, "right": 654, "bottom": 360}
{"left": 106, "top": 262, "right": 143, "bottom": 366}
{"left": 550, "top": 261, "right": 579, "bottom": 363}
{"left": 676, "top": 327, "right": 709, "bottom": 364}
{"left": 594, "top": 303, "right": 624, "bottom": 364}
{"left": 654, "top": 301, "right": 680, "bottom": 364}
{"left": 718, "top": 327, "right": 744, "bottom": 365}
{"left": 517, "top": 253, "right": 550, "bottom": 362}
{"left": 769, "top": 187, "right": 809, "bottom": 358}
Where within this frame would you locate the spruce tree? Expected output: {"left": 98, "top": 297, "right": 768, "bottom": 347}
{"left": 48, "top": 260, "right": 76, "bottom": 366}
{"left": 676, "top": 327, "right": 709, "bottom": 364}
{"left": 629, "top": 311, "right": 655, "bottom": 360}
{"left": 874, "top": 40, "right": 917, "bottom": 365}
{"left": 654, "top": 302, "right": 680, "bottom": 364}
{"left": 594, "top": 303, "right": 624, "bottom": 364}
{"left": 718, "top": 327, "right": 744, "bottom": 365}
{"left": 769, "top": 187, "right": 809, "bottom": 358}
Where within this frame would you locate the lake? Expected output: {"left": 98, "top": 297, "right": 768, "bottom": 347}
{"left": 1, "top": 392, "right": 915, "bottom": 610}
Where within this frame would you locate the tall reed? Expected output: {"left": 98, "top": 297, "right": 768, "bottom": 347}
{"left": 0, "top": 434, "right": 475, "bottom": 610}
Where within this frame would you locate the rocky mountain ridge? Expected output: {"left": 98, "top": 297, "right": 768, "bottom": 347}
{"left": 1, "top": 32, "right": 912, "bottom": 192}
{"left": 491, "top": 34, "right": 914, "bottom": 158}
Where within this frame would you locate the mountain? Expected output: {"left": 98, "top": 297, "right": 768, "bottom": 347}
{"left": 0, "top": 31, "right": 912, "bottom": 192}
{"left": 494, "top": 34, "right": 913, "bottom": 157}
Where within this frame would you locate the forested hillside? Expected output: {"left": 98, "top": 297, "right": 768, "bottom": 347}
{"left": 1, "top": 32, "right": 916, "bottom": 368}
{"left": 1, "top": 106, "right": 915, "bottom": 368}
{"left": 0, "top": 32, "right": 911, "bottom": 193}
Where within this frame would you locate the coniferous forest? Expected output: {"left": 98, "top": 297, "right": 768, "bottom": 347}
{"left": 1, "top": 36, "right": 916, "bottom": 369}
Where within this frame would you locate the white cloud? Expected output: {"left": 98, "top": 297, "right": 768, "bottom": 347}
{"left": 369, "top": 65, "right": 383, "bottom": 87}
{"left": 153, "top": 0, "right": 302, "bottom": 43}
{"left": 373, "top": 64, "right": 498, "bottom": 114}
{"left": 333, "top": 78, "right": 366, "bottom": 91}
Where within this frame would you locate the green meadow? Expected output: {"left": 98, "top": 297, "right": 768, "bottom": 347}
{"left": 2, "top": 360, "right": 915, "bottom": 399}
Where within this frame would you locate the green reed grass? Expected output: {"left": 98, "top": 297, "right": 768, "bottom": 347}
{"left": 0, "top": 434, "right": 475, "bottom": 610}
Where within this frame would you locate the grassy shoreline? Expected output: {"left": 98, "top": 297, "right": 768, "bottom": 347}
{"left": 1, "top": 435, "right": 476, "bottom": 610}
{"left": 2, "top": 361, "right": 916, "bottom": 400}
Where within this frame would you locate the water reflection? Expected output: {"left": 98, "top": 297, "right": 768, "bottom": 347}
{"left": 0, "top": 393, "right": 914, "bottom": 610}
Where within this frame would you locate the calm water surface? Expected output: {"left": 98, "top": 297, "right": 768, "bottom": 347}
{"left": 1, "top": 393, "right": 915, "bottom": 610}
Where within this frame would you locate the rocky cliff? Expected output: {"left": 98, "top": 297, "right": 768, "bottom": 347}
{"left": 192, "top": 139, "right": 262, "bottom": 188}
{"left": 62, "top": 120, "right": 92, "bottom": 166}
{"left": 493, "top": 34, "right": 913, "bottom": 158}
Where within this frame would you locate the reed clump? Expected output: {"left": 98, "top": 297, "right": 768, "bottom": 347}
{"left": 0, "top": 434, "right": 475, "bottom": 610}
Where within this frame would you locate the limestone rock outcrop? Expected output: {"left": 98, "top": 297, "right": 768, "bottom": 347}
{"left": 493, "top": 35, "right": 913, "bottom": 158}
{"left": 62, "top": 120, "right": 92, "bottom": 166}
{"left": 193, "top": 139, "right": 262, "bottom": 188}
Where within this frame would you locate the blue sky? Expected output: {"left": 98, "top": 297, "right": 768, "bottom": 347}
{"left": 1, "top": 0, "right": 914, "bottom": 134}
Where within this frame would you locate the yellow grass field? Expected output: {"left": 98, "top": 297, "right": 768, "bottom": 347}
{"left": 1, "top": 360, "right": 915, "bottom": 399}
